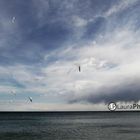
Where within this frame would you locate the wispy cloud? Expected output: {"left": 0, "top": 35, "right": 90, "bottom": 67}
{"left": 104, "top": 0, "right": 139, "bottom": 17}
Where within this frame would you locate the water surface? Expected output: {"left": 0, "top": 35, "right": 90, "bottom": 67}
{"left": 0, "top": 112, "right": 140, "bottom": 140}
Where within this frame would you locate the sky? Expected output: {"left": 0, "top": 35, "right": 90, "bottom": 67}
{"left": 0, "top": 0, "right": 140, "bottom": 111}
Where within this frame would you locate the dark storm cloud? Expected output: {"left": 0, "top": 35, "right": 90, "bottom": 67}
{"left": 69, "top": 78, "right": 140, "bottom": 104}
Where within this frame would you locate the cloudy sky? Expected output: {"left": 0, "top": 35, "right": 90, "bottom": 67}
{"left": 0, "top": 0, "right": 140, "bottom": 111}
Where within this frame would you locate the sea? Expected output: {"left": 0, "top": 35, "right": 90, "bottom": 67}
{"left": 0, "top": 111, "right": 140, "bottom": 140}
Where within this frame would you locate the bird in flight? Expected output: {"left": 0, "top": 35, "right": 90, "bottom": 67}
{"left": 67, "top": 63, "right": 81, "bottom": 74}
{"left": 12, "top": 17, "right": 16, "bottom": 23}
{"left": 74, "top": 63, "right": 81, "bottom": 72}
{"left": 11, "top": 90, "right": 16, "bottom": 96}
{"left": 78, "top": 65, "right": 81, "bottom": 72}
{"left": 28, "top": 97, "right": 33, "bottom": 102}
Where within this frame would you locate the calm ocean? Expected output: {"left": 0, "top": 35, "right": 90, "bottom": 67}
{"left": 0, "top": 112, "right": 140, "bottom": 140}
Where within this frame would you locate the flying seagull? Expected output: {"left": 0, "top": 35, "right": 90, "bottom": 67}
{"left": 28, "top": 97, "right": 33, "bottom": 102}
{"left": 67, "top": 63, "right": 81, "bottom": 74}
{"left": 11, "top": 90, "right": 16, "bottom": 96}
{"left": 78, "top": 65, "right": 81, "bottom": 72}
{"left": 12, "top": 17, "right": 16, "bottom": 23}
{"left": 74, "top": 64, "right": 81, "bottom": 72}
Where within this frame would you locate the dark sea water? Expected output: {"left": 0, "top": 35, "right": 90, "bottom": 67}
{"left": 0, "top": 112, "right": 140, "bottom": 140}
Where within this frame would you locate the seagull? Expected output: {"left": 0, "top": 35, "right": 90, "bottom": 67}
{"left": 12, "top": 17, "right": 15, "bottom": 23}
{"left": 67, "top": 63, "right": 81, "bottom": 74}
{"left": 11, "top": 90, "right": 16, "bottom": 96}
{"left": 74, "top": 64, "right": 81, "bottom": 72}
{"left": 78, "top": 65, "right": 81, "bottom": 72}
{"left": 28, "top": 97, "right": 33, "bottom": 102}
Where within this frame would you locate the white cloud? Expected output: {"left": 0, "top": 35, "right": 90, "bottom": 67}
{"left": 104, "top": 0, "right": 138, "bottom": 17}
{"left": 72, "top": 16, "right": 88, "bottom": 27}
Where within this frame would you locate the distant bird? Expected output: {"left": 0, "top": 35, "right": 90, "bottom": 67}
{"left": 28, "top": 96, "right": 33, "bottom": 102}
{"left": 78, "top": 65, "right": 81, "bottom": 72}
{"left": 12, "top": 17, "right": 15, "bottom": 23}
{"left": 67, "top": 63, "right": 81, "bottom": 74}
{"left": 75, "top": 64, "right": 81, "bottom": 72}
{"left": 11, "top": 90, "right": 16, "bottom": 96}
